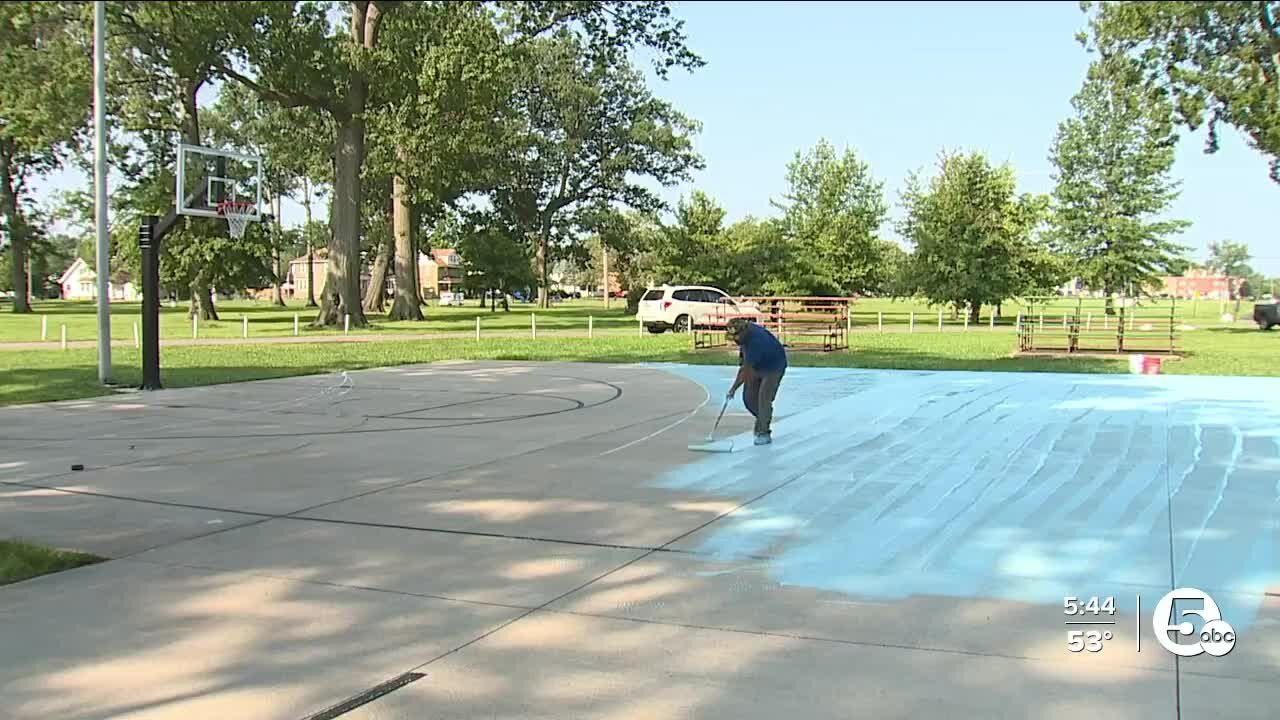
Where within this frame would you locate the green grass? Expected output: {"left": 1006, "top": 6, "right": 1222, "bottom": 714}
{"left": 0, "top": 298, "right": 640, "bottom": 343}
{"left": 2, "top": 295, "right": 1258, "bottom": 344}
{"left": 0, "top": 540, "right": 103, "bottom": 586}
{"left": 2, "top": 324, "right": 1274, "bottom": 407}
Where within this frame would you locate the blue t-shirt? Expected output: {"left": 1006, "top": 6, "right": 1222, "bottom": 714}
{"left": 739, "top": 322, "right": 787, "bottom": 372}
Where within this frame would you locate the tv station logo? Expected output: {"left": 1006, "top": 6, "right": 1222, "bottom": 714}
{"left": 1152, "top": 587, "right": 1237, "bottom": 657}
{"left": 1063, "top": 589, "right": 1238, "bottom": 658}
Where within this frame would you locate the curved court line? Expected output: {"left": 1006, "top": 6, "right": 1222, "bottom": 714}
{"left": 598, "top": 385, "right": 711, "bottom": 457}
{"left": 13, "top": 371, "right": 624, "bottom": 443}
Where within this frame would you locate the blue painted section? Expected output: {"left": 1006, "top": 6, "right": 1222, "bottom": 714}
{"left": 648, "top": 364, "right": 1280, "bottom": 631}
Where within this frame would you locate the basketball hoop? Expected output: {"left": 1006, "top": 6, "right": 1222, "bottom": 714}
{"left": 217, "top": 199, "right": 256, "bottom": 239}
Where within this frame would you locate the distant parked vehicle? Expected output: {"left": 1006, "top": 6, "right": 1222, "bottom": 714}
{"left": 637, "top": 284, "right": 761, "bottom": 334}
{"left": 1253, "top": 302, "right": 1279, "bottom": 330}
{"left": 439, "top": 291, "right": 466, "bottom": 307}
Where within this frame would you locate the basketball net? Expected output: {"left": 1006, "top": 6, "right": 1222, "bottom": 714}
{"left": 217, "top": 199, "right": 256, "bottom": 239}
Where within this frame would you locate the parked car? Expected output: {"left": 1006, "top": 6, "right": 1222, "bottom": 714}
{"left": 637, "top": 284, "right": 761, "bottom": 333}
{"left": 439, "top": 290, "right": 466, "bottom": 307}
{"left": 1254, "top": 302, "right": 1279, "bottom": 330}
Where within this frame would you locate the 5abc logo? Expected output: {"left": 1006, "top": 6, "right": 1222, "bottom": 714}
{"left": 1152, "top": 588, "right": 1237, "bottom": 657}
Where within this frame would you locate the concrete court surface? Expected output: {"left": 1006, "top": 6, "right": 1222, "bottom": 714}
{"left": 1, "top": 360, "right": 1279, "bottom": 720}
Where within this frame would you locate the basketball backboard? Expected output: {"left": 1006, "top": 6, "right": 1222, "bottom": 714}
{"left": 176, "top": 143, "right": 263, "bottom": 220}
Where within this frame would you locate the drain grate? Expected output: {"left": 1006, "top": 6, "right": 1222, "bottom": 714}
{"left": 301, "top": 672, "right": 426, "bottom": 720}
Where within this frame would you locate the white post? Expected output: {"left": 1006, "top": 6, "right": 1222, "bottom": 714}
{"left": 846, "top": 307, "right": 851, "bottom": 335}
{"left": 192, "top": 316, "right": 198, "bottom": 339}
{"left": 61, "top": 324, "right": 67, "bottom": 350}
{"left": 132, "top": 321, "right": 139, "bottom": 348}
{"left": 41, "top": 315, "right": 47, "bottom": 341}
{"left": 344, "top": 314, "right": 350, "bottom": 335}
{"left": 531, "top": 313, "right": 536, "bottom": 339}
{"left": 1016, "top": 314, "right": 1022, "bottom": 333}
{"left": 910, "top": 311, "right": 915, "bottom": 333}
{"left": 293, "top": 313, "right": 299, "bottom": 336}
{"left": 589, "top": 315, "right": 594, "bottom": 339}
{"left": 475, "top": 316, "right": 480, "bottom": 341}
{"left": 1038, "top": 312, "right": 1044, "bottom": 331}
{"left": 989, "top": 310, "right": 995, "bottom": 330}
{"left": 964, "top": 312, "right": 970, "bottom": 332}
{"left": 938, "top": 310, "right": 943, "bottom": 331}
{"left": 93, "top": 0, "right": 111, "bottom": 382}
{"left": 877, "top": 311, "right": 883, "bottom": 333}
{"left": 601, "top": 246, "right": 610, "bottom": 311}
{"left": 242, "top": 315, "right": 248, "bottom": 338}
{"left": 1087, "top": 313, "right": 1092, "bottom": 331}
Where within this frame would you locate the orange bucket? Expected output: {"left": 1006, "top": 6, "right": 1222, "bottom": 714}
{"left": 1141, "top": 355, "right": 1163, "bottom": 375}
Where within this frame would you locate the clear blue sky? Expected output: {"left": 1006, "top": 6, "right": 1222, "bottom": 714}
{"left": 34, "top": 0, "right": 1279, "bottom": 276}
{"left": 641, "top": 0, "right": 1280, "bottom": 275}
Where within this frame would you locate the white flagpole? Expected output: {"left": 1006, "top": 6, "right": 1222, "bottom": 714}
{"left": 94, "top": 1, "right": 112, "bottom": 383}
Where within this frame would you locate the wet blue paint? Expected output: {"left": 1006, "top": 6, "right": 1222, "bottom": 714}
{"left": 648, "top": 365, "right": 1280, "bottom": 632}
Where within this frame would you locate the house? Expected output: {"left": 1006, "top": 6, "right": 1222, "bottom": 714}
{"left": 58, "top": 258, "right": 140, "bottom": 301}
{"left": 286, "top": 248, "right": 460, "bottom": 301}
{"left": 1158, "top": 269, "right": 1244, "bottom": 300}
{"left": 420, "top": 248, "right": 464, "bottom": 299}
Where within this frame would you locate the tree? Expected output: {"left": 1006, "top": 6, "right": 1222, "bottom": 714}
{"left": 1079, "top": 1, "right": 1280, "bottom": 184}
{"left": 1049, "top": 55, "right": 1191, "bottom": 309}
{"left": 1206, "top": 239, "right": 1255, "bottom": 313}
{"left": 204, "top": 0, "right": 703, "bottom": 325}
{"left": 491, "top": 29, "right": 702, "bottom": 308}
{"left": 771, "top": 139, "right": 888, "bottom": 296}
{"left": 0, "top": 2, "right": 91, "bottom": 312}
{"left": 207, "top": 82, "right": 333, "bottom": 307}
{"left": 899, "top": 151, "right": 1059, "bottom": 321}
{"left": 106, "top": 1, "right": 278, "bottom": 320}
{"left": 650, "top": 191, "right": 728, "bottom": 289}
{"left": 457, "top": 213, "right": 535, "bottom": 311}
{"left": 1206, "top": 240, "right": 1254, "bottom": 278}
{"left": 370, "top": 2, "right": 513, "bottom": 321}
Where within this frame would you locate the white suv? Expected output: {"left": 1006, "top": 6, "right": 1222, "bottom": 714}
{"left": 638, "top": 285, "right": 760, "bottom": 333}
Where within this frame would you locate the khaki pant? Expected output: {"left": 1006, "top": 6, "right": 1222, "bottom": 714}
{"left": 743, "top": 367, "right": 785, "bottom": 436}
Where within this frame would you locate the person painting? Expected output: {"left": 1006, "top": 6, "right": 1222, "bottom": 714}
{"left": 725, "top": 317, "right": 787, "bottom": 445}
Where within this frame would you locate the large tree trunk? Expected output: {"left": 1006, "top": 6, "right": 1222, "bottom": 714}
{"left": 386, "top": 167, "right": 424, "bottom": 320}
{"left": 536, "top": 229, "right": 550, "bottom": 309}
{"left": 315, "top": 2, "right": 385, "bottom": 328}
{"left": 189, "top": 283, "right": 218, "bottom": 321}
{"left": 0, "top": 145, "right": 31, "bottom": 313}
{"left": 272, "top": 193, "right": 286, "bottom": 306}
{"left": 323, "top": 116, "right": 368, "bottom": 327}
{"left": 362, "top": 227, "right": 392, "bottom": 314}
{"left": 304, "top": 179, "right": 317, "bottom": 307}
{"left": 313, "top": 194, "right": 340, "bottom": 320}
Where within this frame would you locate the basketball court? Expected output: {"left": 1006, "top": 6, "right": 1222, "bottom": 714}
{"left": 2, "top": 361, "right": 1278, "bottom": 719}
